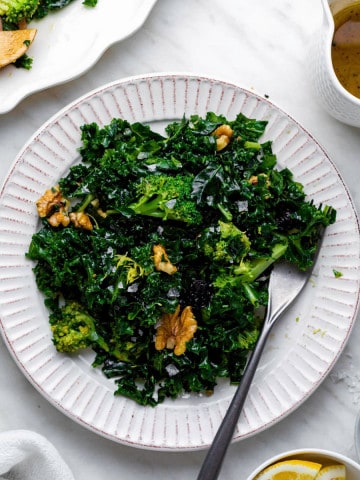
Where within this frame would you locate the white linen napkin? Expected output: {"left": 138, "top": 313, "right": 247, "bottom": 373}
{"left": 0, "top": 430, "right": 74, "bottom": 480}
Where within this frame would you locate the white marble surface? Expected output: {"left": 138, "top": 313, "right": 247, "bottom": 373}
{"left": 0, "top": 0, "right": 360, "bottom": 479}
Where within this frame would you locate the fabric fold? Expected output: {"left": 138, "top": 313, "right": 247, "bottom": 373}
{"left": 0, "top": 430, "right": 74, "bottom": 480}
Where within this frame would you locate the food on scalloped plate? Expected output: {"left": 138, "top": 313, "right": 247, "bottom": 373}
{"left": 0, "top": 0, "right": 97, "bottom": 69}
{"left": 0, "top": 28, "right": 36, "bottom": 67}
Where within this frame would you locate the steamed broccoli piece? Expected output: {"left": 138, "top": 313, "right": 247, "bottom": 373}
{"left": 234, "top": 241, "right": 289, "bottom": 283}
{"left": 210, "top": 243, "right": 288, "bottom": 307}
{"left": 0, "top": 0, "right": 39, "bottom": 23}
{"left": 50, "top": 301, "right": 110, "bottom": 354}
{"left": 212, "top": 272, "right": 267, "bottom": 307}
{"left": 128, "top": 174, "right": 202, "bottom": 224}
{"left": 198, "top": 220, "right": 280, "bottom": 306}
{"left": 199, "top": 220, "right": 251, "bottom": 263}
{"left": 237, "top": 327, "right": 261, "bottom": 350}
{"left": 202, "top": 203, "right": 332, "bottom": 307}
{"left": 50, "top": 301, "right": 141, "bottom": 363}
{"left": 198, "top": 221, "right": 287, "bottom": 304}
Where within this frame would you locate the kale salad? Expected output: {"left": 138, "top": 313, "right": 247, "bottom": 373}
{"left": 26, "top": 112, "right": 336, "bottom": 406}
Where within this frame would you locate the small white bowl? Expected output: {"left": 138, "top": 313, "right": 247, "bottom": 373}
{"left": 246, "top": 448, "right": 360, "bottom": 480}
{"left": 310, "top": 0, "right": 360, "bottom": 127}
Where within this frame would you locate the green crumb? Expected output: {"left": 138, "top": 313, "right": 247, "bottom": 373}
{"left": 312, "top": 328, "right": 326, "bottom": 337}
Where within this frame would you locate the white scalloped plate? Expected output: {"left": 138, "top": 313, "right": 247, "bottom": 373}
{"left": 0, "top": 74, "right": 359, "bottom": 451}
{"left": 0, "top": 0, "right": 157, "bottom": 114}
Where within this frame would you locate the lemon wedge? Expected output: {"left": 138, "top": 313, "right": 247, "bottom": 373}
{"left": 0, "top": 29, "right": 37, "bottom": 68}
{"left": 254, "top": 459, "right": 323, "bottom": 480}
{"left": 315, "top": 464, "right": 346, "bottom": 480}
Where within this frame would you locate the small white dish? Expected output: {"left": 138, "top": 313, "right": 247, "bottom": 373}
{"left": 246, "top": 448, "right": 360, "bottom": 480}
{"left": 0, "top": 0, "right": 157, "bottom": 114}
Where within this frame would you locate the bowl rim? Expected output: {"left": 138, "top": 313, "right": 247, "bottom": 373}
{"left": 354, "top": 409, "right": 360, "bottom": 460}
{"left": 246, "top": 448, "right": 360, "bottom": 479}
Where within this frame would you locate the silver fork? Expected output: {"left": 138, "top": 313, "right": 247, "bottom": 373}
{"left": 197, "top": 249, "right": 323, "bottom": 480}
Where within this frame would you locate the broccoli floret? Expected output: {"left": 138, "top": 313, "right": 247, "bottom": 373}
{"left": 199, "top": 220, "right": 279, "bottom": 306}
{"left": 211, "top": 241, "right": 288, "bottom": 306}
{"left": 128, "top": 174, "right": 202, "bottom": 224}
{"left": 50, "top": 301, "right": 141, "bottom": 363}
{"left": 199, "top": 220, "right": 251, "bottom": 263}
{"left": 210, "top": 205, "right": 330, "bottom": 305}
{"left": 212, "top": 273, "right": 263, "bottom": 307}
{"left": 234, "top": 241, "right": 288, "bottom": 282}
{"left": 0, "top": 0, "right": 39, "bottom": 23}
{"left": 50, "top": 301, "right": 110, "bottom": 354}
{"left": 237, "top": 327, "right": 260, "bottom": 350}
{"left": 198, "top": 221, "right": 286, "bottom": 303}
{"left": 234, "top": 205, "right": 335, "bottom": 281}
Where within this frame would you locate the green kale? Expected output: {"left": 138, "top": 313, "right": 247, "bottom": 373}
{"left": 26, "top": 111, "right": 337, "bottom": 406}
{"left": 14, "top": 53, "right": 33, "bottom": 69}
{"left": 33, "top": 0, "right": 75, "bottom": 18}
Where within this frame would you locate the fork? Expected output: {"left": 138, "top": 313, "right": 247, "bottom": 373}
{"left": 197, "top": 248, "right": 322, "bottom": 480}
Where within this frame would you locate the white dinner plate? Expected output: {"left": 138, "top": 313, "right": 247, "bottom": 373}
{"left": 0, "top": 0, "right": 157, "bottom": 114}
{"left": 0, "top": 73, "right": 359, "bottom": 451}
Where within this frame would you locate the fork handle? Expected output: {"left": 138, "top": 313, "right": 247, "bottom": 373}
{"left": 196, "top": 324, "right": 271, "bottom": 480}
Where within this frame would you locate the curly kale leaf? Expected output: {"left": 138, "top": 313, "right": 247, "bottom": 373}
{"left": 33, "top": 0, "right": 75, "bottom": 18}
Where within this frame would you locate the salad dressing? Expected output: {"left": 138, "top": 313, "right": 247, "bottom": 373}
{"left": 331, "top": 1, "right": 360, "bottom": 98}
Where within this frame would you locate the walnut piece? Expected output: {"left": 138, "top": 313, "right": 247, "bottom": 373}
{"left": 48, "top": 211, "right": 70, "bottom": 228}
{"left": 36, "top": 185, "right": 67, "bottom": 217}
{"left": 36, "top": 185, "right": 70, "bottom": 226}
{"left": 36, "top": 185, "right": 93, "bottom": 230}
{"left": 153, "top": 244, "right": 178, "bottom": 275}
{"left": 69, "top": 211, "right": 93, "bottom": 231}
{"left": 155, "top": 305, "right": 197, "bottom": 355}
{"left": 212, "top": 124, "right": 234, "bottom": 151}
